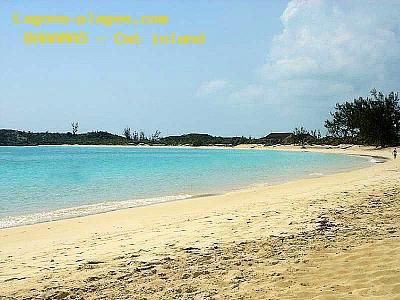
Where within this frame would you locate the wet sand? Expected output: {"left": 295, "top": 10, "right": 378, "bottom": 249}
{"left": 0, "top": 145, "right": 399, "bottom": 299}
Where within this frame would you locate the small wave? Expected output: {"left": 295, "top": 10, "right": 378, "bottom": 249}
{"left": 309, "top": 172, "right": 324, "bottom": 176}
{"left": 0, "top": 194, "right": 192, "bottom": 229}
{"left": 369, "top": 158, "right": 385, "bottom": 163}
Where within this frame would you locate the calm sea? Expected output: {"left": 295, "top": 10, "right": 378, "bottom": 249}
{"left": 0, "top": 146, "right": 371, "bottom": 228}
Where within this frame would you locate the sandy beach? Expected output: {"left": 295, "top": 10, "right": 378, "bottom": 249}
{"left": 1, "top": 145, "right": 399, "bottom": 299}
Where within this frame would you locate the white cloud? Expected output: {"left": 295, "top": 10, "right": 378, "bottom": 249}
{"left": 199, "top": 0, "right": 399, "bottom": 134}
{"left": 197, "top": 79, "right": 228, "bottom": 96}
{"left": 281, "top": 0, "right": 324, "bottom": 25}
{"left": 259, "top": 0, "right": 400, "bottom": 103}
{"left": 229, "top": 0, "right": 400, "bottom": 110}
{"left": 230, "top": 84, "right": 266, "bottom": 103}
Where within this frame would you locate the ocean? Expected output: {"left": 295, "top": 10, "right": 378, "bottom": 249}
{"left": 0, "top": 146, "right": 371, "bottom": 228}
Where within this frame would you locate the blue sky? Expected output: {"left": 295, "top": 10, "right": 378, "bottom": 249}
{"left": 0, "top": 1, "right": 399, "bottom": 137}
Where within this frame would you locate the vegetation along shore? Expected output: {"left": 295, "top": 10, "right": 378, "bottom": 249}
{"left": 1, "top": 90, "right": 399, "bottom": 148}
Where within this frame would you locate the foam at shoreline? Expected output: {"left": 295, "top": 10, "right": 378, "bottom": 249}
{"left": 0, "top": 194, "right": 192, "bottom": 229}
{"left": 0, "top": 146, "right": 375, "bottom": 229}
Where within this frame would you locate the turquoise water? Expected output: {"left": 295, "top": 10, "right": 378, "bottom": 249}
{"left": 0, "top": 146, "right": 370, "bottom": 228}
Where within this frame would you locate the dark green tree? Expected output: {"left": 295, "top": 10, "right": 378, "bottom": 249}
{"left": 139, "top": 131, "right": 145, "bottom": 141}
{"left": 132, "top": 130, "right": 138, "bottom": 142}
{"left": 71, "top": 121, "right": 79, "bottom": 135}
{"left": 325, "top": 90, "right": 400, "bottom": 147}
{"left": 293, "top": 126, "right": 309, "bottom": 146}
{"left": 123, "top": 127, "right": 132, "bottom": 140}
{"left": 150, "top": 130, "right": 161, "bottom": 142}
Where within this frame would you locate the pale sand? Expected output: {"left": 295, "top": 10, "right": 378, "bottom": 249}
{"left": 0, "top": 145, "right": 399, "bottom": 299}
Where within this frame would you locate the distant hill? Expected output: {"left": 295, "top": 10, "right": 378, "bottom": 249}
{"left": 160, "top": 133, "right": 252, "bottom": 146}
{"left": 0, "top": 130, "right": 128, "bottom": 146}
{"left": 0, "top": 130, "right": 34, "bottom": 146}
{"left": 0, "top": 130, "right": 258, "bottom": 146}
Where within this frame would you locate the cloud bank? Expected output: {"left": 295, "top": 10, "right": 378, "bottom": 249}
{"left": 236, "top": 0, "right": 400, "bottom": 107}
{"left": 230, "top": 84, "right": 266, "bottom": 104}
{"left": 197, "top": 79, "right": 228, "bottom": 96}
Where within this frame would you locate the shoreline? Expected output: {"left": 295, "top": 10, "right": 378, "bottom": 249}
{"left": 0, "top": 145, "right": 375, "bottom": 229}
{"left": 2, "top": 145, "right": 388, "bottom": 233}
{"left": 1, "top": 145, "right": 399, "bottom": 299}
{"left": 4, "top": 142, "right": 392, "bottom": 163}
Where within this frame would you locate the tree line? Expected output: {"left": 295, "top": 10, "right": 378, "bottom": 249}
{"left": 123, "top": 127, "right": 161, "bottom": 143}
{"left": 1, "top": 89, "right": 398, "bottom": 147}
{"left": 288, "top": 89, "right": 399, "bottom": 148}
{"left": 324, "top": 89, "right": 399, "bottom": 147}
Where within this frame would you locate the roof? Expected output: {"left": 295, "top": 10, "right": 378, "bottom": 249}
{"left": 262, "top": 132, "right": 292, "bottom": 140}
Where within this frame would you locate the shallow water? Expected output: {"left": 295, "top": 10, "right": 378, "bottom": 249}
{"left": 0, "top": 146, "right": 371, "bottom": 228}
